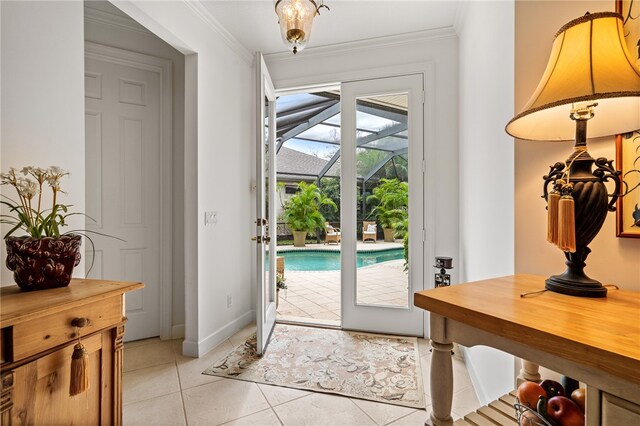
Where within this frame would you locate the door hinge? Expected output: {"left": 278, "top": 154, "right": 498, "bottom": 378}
{"left": 422, "top": 159, "right": 426, "bottom": 173}
{"left": 422, "top": 229, "right": 426, "bottom": 242}
{"left": 422, "top": 91, "right": 426, "bottom": 104}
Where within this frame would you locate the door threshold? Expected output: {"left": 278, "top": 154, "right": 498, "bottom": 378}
{"left": 276, "top": 319, "right": 342, "bottom": 331}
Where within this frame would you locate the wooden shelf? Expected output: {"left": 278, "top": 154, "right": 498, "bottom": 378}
{"left": 454, "top": 392, "right": 519, "bottom": 426}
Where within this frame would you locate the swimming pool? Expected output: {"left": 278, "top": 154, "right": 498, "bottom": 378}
{"left": 276, "top": 248, "right": 404, "bottom": 271}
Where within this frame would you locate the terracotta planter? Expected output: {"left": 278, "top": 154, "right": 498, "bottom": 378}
{"left": 5, "top": 234, "right": 82, "bottom": 291}
{"left": 292, "top": 230, "right": 307, "bottom": 247}
{"left": 383, "top": 227, "right": 396, "bottom": 242}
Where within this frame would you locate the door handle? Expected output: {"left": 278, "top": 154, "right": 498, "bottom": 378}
{"left": 251, "top": 235, "right": 270, "bottom": 244}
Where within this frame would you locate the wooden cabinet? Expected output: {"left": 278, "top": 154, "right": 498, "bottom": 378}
{"left": 601, "top": 392, "right": 640, "bottom": 425}
{"left": 0, "top": 279, "right": 143, "bottom": 426}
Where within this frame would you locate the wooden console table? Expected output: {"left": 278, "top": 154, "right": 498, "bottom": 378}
{"left": 0, "top": 279, "right": 143, "bottom": 425}
{"left": 414, "top": 274, "right": 640, "bottom": 426}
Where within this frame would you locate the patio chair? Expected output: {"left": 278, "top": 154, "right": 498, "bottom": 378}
{"left": 363, "top": 221, "right": 377, "bottom": 243}
{"left": 325, "top": 222, "right": 341, "bottom": 244}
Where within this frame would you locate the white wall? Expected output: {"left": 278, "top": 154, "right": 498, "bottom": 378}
{"left": 1, "top": 2, "right": 86, "bottom": 285}
{"left": 113, "top": 1, "right": 255, "bottom": 356}
{"left": 457, "top": 0, "right": 515, "bottom": 405}
{"left": 266, "top": 29, "right": 460, "bottom": 298}
{"left": 84, "top": 0, "right": 187, "bottom": 339}
{"left": 514, "top": 1, "right": 640, "bottom": 292}
{"left": 1, "top": 0, "right": 253, "bottom": 357}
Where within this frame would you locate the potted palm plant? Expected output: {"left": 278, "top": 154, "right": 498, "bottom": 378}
{"left": 366, "top": 178, "right": 408, "bottom": 242}
{"left": 282, "top": 182, "right": 337, "bottom": 247}
{"left": 1, "top": 166, "right": 103, "bottom": 291}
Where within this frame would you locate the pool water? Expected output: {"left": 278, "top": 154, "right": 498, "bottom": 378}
{"left": 276, "top": 248, "right": 404, "bottom": 271}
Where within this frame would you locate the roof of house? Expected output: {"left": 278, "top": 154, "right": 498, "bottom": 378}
{"left": 277, "top": 146, "right": 339, "bottom": 181}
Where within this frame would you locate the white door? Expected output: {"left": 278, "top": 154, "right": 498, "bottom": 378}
{"left": 84, "top": 45, "right": 170, "bottom": 341}
{"left": 255, "top": 53, "right": 277, "bottom": 355}
{"left": 341, "top": 74, "right": 425, "bottom": 336}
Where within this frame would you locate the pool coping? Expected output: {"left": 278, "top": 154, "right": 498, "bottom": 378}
{"left": 275, "top": 243, "right": 403, "bottom": 254}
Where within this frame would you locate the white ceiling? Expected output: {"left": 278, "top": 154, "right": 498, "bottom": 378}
{"left": 201, "top": 1, "right": 463, "bottom": 55}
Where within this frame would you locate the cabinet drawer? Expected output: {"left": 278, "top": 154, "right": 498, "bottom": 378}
{"left": 12, "top": 296, "right": 123, "bottom": 361}
{"left": 602, "top": 393, "right": 640, "bottom": 426}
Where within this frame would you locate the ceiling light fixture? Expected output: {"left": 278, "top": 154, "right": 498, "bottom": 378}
{"left": 275, "top": 0, "right": 329, "bottom": 54}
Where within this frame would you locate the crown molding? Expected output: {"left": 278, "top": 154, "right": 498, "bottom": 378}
{"left": 84, "top": 3, "right": 154, "bottom": 37}
{"left": 182, "top": 1, "right": 254, "bottom": 65}
{"left": 265, "top": 27, "right": 457, "bottom": 63}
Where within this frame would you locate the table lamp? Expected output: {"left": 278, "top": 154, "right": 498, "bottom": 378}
{"left": 506, "top": 12, "right": 640, "bottom": 297}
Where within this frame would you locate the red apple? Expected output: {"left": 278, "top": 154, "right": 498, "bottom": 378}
{"left": 547, "top": 396, "right": 585, "bottom": 426}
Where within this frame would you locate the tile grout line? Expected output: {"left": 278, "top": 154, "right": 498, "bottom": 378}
{"left": 217, "top": 407, "right": 279, "bottom": 426}
{"left": 123, "top": 359, "right": 177, "bottom": 374}
{"left": 348, "top": 398, "right": 380, "bottom": 425}
{"left": 174, "top": 351, "right": 189, "bottom": 425}
{"left": 122, "top": 389, "right": 183, "bottom": 408}
{"left": 255, "top": 384, "right": 286, "bottom": 426}
{"left": 383, "top": 408, "right": 426, "bottom": 426}
{"left": 177, "top": 337, "right": 236, "bottom": 425}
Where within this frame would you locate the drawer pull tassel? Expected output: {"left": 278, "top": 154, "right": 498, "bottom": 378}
{"left": 69, "top": 318, "right": 90, "bottom": 396}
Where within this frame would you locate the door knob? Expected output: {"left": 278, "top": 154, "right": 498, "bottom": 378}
{"left": 251, "top": 236, "right": 263, "bottom": 243}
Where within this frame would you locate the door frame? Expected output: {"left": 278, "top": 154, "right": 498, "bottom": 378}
{"left": 340, "top": 73, "right": 425, "bottom": 336}
{"left": 84, "top": 42, "right": 174, "bottom": 340}
{"left": 270, "top": 62, "right": 437, "bottom": 338}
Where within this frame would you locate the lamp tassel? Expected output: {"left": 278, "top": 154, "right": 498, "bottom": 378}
{"left": 70, "top": 341, "right": 89, "bottom": 396}
{"left": 557, "top": 185, "right": 576, "bottom": 253}
{"left": 547, "top": 183, "right": 561, "bottom": 246}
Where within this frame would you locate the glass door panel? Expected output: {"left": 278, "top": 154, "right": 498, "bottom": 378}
{"left": 356, "top": 92, "right": 409, "bottom": 309}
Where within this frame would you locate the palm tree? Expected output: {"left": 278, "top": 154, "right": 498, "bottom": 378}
{"left": 282, "top": 182, "right": 337, "bottom": 247}
{"left": 366, "top": 178, "right": 408, "bottom": 241}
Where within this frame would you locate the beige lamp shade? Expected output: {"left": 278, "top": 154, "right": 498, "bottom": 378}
{"left": 506, "top": 12, "right": 640, "bottom": 141}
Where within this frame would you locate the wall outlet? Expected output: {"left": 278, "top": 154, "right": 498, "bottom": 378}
{"left": 226, "top": 295, "right": 233, "bottom": 308}
{"left": 205, "top": 211, "right": 217, "bottom": 226}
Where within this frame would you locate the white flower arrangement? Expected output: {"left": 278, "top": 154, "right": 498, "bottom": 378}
{"left": 1, "top": 166, "right": 72, "bottom": 238}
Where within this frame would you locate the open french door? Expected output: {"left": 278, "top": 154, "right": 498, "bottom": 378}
{"left": 341, "top": 74, "right": 425, "bottom": 336}
{"left": 255, "top": 53, "right": 277, "bottom": 355}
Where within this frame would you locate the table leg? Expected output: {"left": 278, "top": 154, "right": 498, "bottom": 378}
{"left": 517, "top": 359, "right": 541, "bottom": 386}
{"left": 428, "top": 314, "right": 454, "bottom": 426}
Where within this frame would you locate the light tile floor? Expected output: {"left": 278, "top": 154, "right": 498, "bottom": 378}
{"left": 277, "top": 242, "right": 407, "bottom": 326}
{"left": 123, "top": 324, "right": 481, "bottom": 425}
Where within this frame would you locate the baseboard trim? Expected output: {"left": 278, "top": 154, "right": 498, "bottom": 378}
{"left": 172, "top": 324, "right": 185, "bottom": 339}
{"left": 460, "top": 346, "right": 489, "bottom": 406}
{"left": 183, "top": 310, "right": 255, "bottom": 358}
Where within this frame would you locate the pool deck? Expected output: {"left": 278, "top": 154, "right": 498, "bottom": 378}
{"left": 276, "top": 258, "right": 408, "bottom": 327}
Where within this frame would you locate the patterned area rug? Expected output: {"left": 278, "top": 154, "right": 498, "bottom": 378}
{"left": 203, "top": 324, "right": 425, "bottom": 409}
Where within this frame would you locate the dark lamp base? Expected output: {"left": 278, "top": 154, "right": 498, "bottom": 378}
{"left": 545, "top": 275, "right": 607, "bottom": 298}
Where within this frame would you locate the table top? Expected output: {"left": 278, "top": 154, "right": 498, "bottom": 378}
{"left": 414, "top": 274, "right": 640, "bottom": 385}
{"left": 1, "top": 279, "right": 144, "bottom": 327}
